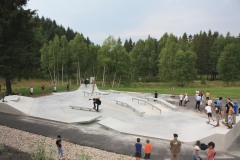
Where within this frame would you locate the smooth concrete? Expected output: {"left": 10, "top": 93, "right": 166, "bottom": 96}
{"left": 1, "top": 84, "right": 239, "bottom": 150}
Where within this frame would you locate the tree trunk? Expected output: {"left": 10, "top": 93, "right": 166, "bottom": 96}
{"left": 76, "top": 67, "right": 78, "bottom": 86}
{"left": 5, "top": 76, "right": 12, "bottom": 95}
{"left": 47, "top": 65, "right": 53, "bottom": 83}
{"left": 102, "top": 65, "right": 106, "bottom": 87}
{"left": 53, "top": 51, "right": 56, "bottom": 82}
{"left": 62, "top": 64, "right": 63, "bottom": 85}
{"left": 78, "top": 61, "right": 81, "bottom": 85}
{"left": 118, "top": 76, "right": 121, "bottom": 88}
{"left": 112, "top": 72, "right": 116, "bottom": 88}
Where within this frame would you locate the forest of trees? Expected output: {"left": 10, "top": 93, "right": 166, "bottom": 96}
{"left": 1, "top": 0, "right": 240, "bottom": 94}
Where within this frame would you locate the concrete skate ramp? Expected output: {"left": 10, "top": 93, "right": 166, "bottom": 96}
{"left": 0, "top": 103, "right": 27, "bottom": 116}
{"left": 3, "top": 85, "right": 240, "bottom": 150}
{"left": 4, "top": 95, "right": 21, "bottom": 102}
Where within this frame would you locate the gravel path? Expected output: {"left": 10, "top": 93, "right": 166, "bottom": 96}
{"left": 0, "top": 125, "right": 134, "bottom": 160}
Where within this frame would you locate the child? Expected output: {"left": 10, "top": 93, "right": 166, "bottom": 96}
{"left": 192, "top": 145, "right": 202, "bottom": 160}
{"left": 206, "top": 142, "right": 216, "bottom": 160}
{"left": 179, "top": 93, "right": 183, "bottom": 106}
{"left": 135, "top": 138, "right": 142, "bottom": 160}
{"left": 144, "top": 139, "right": 152, "bottom": 160}
{"left": 205, "top": 104, "right": 214, "bottom": 123}
{"left": 56, "top": 135, "right": 63, "bottom": 159}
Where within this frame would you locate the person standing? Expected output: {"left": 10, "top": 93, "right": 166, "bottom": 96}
{"left": 154, "top": 91, "right": 158, "bottom": 99}
{"left": 67, "top": 83, "right": 70, "bottom": 91}
{"left": 169, "top": 133, "right": 181, "bottom": 160}
{"left": 196, "top": 94, "right": 201, "bottom": 112}
{"left": 30, "top": 86, "right": 33, "bottom": 95}
{"left": 144, "top": 139, "right": 152, "bottom": 160}
{"left": 233, "top": 102, "right": 238, "bottom": 124}
{"left": 217, "top": 97, "right": 223, "bottom": 119}
{"left": 206, "top": 91, "right": 210, "bottom": 101}
{"left": 214, "top": 102, "right": 220, "bottom": 127}
{"left": 53, "top": 82, "right": 57, "bottom": 92}
{"left": 179, "top": 93, "right": 183, "bottom": 106}
{"left": 192, "top": 146, "right": 202, "bottom": 160}
{"left": 135, "top": 138, "right": 142, "bottom": 160}
{"left": 206, "top": 142, "right": 216, "bottom": 160}
{"left": 228, "top": 103, "right": 234, "bottom": 129}
{"left": 205, "top": 104, "right": 214, "bottom": 123}
{"left": 56, "top": 135, "right": 63, "bottom": 159}
{"left": 183, "top": 93, "right": 188, "bottom": 107}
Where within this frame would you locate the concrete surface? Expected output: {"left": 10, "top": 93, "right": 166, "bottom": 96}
{"left": 0, "top": 84, "right": 240, "bottom": 153}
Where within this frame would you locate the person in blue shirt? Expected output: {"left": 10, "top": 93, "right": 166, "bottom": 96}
{"left": 233, "top": 102, "right": 238, "bottom": 124}
{"left": 135, "top": 138, "right": 142, "bottom": 160}
{"left": 195, "top": 94, "right": 202, "bottom": 112}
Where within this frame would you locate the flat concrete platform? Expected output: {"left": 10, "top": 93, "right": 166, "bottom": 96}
{"left": 1, "top": 84, "right": 239, "bottom": 151}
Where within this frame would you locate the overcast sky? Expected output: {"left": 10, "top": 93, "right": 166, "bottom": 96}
{"left": 26, "top": 0, "right": 240, "bottom": 45}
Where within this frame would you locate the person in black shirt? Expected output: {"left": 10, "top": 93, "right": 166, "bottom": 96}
{"left": 56, "top": 135, "right": 63, "bottom": 159}
{"left": 89, "top": 98, "right": 101, "bottom": 112}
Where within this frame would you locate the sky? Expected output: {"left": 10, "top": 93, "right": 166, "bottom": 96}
{"left": 26, "top": 0, "right": 240, "bottom": 45}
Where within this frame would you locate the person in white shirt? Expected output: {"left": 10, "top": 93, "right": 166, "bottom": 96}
{"left": 205, "top": 104, "right": 214, "bottom": 123}
{"left": 179, "top": 93, "right": 183, "bottom": 106}
{"left": 30, "top": 87, "right": 33, "bottom": 95}
{"left": 183, "top": 93, "right": 188, "bottom": 107}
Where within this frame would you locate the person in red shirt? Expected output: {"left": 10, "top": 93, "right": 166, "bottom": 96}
{"left": 144, "top": 139, "right": 152, "bottom": 160}
{"left": 206, "top": 142, "right": 216, "bottom": 160}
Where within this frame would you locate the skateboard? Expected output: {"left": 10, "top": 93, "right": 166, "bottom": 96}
{"left": 206, "top": 121, "right": 216, "bottom": 127}
{"left": 222, "top": 121, "right": 228, "bottom": 126}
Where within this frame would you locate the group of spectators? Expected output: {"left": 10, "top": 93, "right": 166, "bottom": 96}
{"left": 178, "top": 90, "right": 239, "bottom": 128}
{"left": 134, "top": 134, "right": 216, "bottom": 160}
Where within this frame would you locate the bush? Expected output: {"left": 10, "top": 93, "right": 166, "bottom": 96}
{"left": 30, "top": 139, "right": 55, "bottom": 160}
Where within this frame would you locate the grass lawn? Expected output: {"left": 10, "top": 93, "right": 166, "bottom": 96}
{"left": 98, "top": 81, "right": 240, "bottom": 99}
{"left": 0, "top": 78, "right": 239, "bottom": 99}
{"left": 0, "top": 79, "right": 79, "bottom": 97}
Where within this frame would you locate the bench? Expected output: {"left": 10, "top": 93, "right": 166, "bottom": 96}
{"left": 83, "top": 91, "right": 93, "bottom": 96}
{"left": 147, "top": 97, "right": 177, "bottom": 110}
{"left": 12, "top": 97, "right": 20, "bottom": 102}
{"left": 94, "top": 91, "right": 110, "bottom": 95}
{"left": 114, "top": 100, "right": 145, "bottom": 116}
{"left": 69, "top": 105, "right": 102, "bottom": 112}
{"left": 108, "top": 90, "right": 121, "bottom": 94}
{"left": 132, "top": 97, "right": 161, "bottom": 114}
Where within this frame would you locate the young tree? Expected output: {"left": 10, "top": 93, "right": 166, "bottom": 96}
{"left": 172, "top": 50, "right": 197, "bottom": 85}
{"left": 217, "top": 43, "right": 240, "bottom": 84}
{"left": 159, "top": 34, "right": 178, "bottom": 82}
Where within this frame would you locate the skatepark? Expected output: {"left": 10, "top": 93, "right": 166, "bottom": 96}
{"left": 1, "top": 84, "right": 240, "bottom": 153}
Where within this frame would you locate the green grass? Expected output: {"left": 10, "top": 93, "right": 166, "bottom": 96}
{"left": 1, "top": 78, "right": 240, "bottom": 99}
{"left": 98, "top": 81, "right": 240, "bottom": 99}
{"left": 17, "top": 85, "right": 78, "bottom": 97}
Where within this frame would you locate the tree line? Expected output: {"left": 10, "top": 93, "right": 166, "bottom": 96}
{"left": 1, "top": 0, "right": 240, "bottom": 94}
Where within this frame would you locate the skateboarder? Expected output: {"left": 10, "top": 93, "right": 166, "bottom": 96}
{"left": 89, "top": 98, "right": 101, "bottom": 112}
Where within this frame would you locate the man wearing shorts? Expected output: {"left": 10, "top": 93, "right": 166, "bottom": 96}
{"left": 205, "top": 104, "right": 214, "bottom": 123}
{"left": 170, "top": 134, "right": 181, "bottom": 160}
{"left": 228, "top": 103, "right": 234, "bottom": 129}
